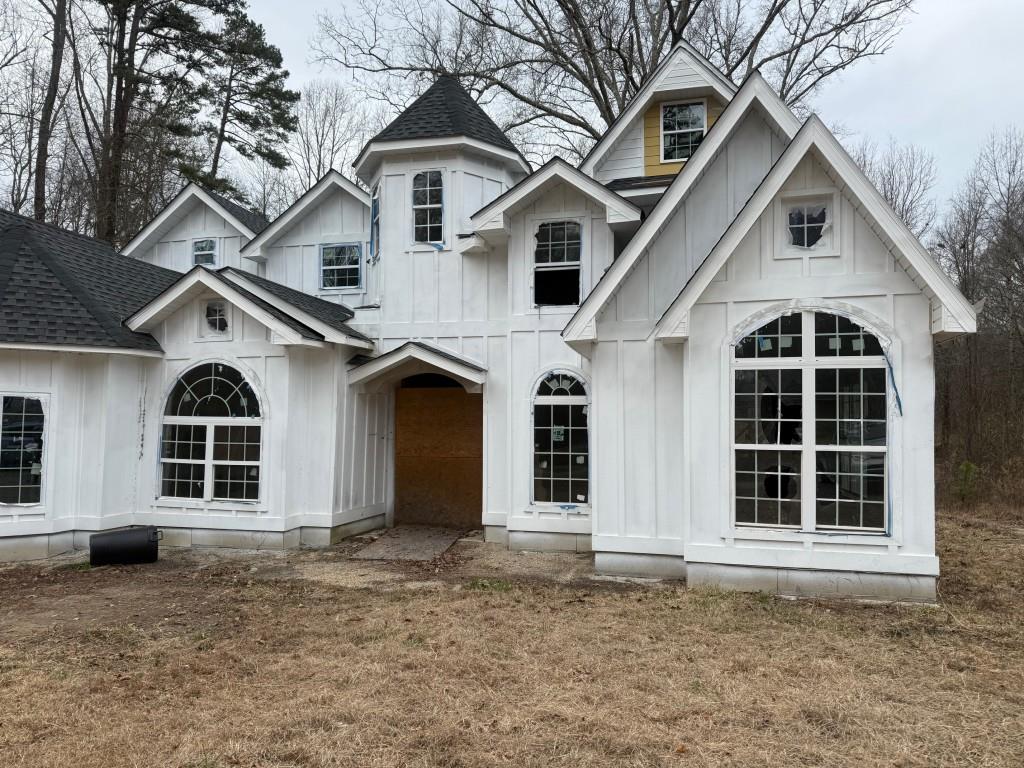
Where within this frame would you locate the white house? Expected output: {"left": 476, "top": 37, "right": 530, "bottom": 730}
{"left": 0, "top": 45, "right": 975, "bottom": 600}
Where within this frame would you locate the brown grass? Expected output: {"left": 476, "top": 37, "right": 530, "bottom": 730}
{"left": 1, "top": 508, "right": 1023, "bottom": 768}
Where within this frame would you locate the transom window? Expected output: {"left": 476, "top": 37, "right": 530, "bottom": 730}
{"left": 534, "top": 221, "right": 581, "bottom": 307}
{"left": 412, "top": 170, "right": 443, "bottom": 243}
{"left": 661, "top": 101, "right": 705, "bottom": 162}
{"left": 320, "top": 243, "right": 362, "bottom": 290}
{"left": 161, "top": 363, "right": 262, "bottom": 502}
{"left": 193, "top": 238, "right": 217, "bottom": 266}
{"left": 733, "top": 310, "right": 889, "bottom": 533}
{"left": 533, "top": 372, "right": 589, "bottom": 507}
{"left": 0, "top": 395, "right": 45, "bottom": 505}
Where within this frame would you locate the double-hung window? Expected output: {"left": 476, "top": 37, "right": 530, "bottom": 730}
{"left": 412, "top": 170, "right": 443, "bottom": 244}
{"left": 160, "top": 363, "right": 262, "bottom": 503}
{"left": 0, "top": 395, "right": 45, "bottom": 505}
{"left": 661, "top": 101, "right": 706, "bottom": 162}
{"left": 534, "top": 221, "right": 581, "bottom": 306}
{"left": 192, "top": 238, "right": 217, "bottom": 266}
{"left": 320, "top": 243, "right": 362, "bottom": 290}
{"left": 733, "top": 310, "right": 888, "bottom": 532}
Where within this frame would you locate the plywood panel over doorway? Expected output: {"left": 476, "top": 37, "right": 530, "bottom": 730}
{"left": 394, "top": 376, "right": 483, "bottom": 528}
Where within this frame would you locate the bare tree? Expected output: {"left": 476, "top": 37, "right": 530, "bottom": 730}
{"left": 315, "top": 0, "right": 914, "bottom": 161}
{"left": 32, "top": 0, "right": 68, "bottom": 221}
{"left": 287, "top": 79, "right": 379, "bottom": 191}
{"left": 852, "top": 137, "right": 937, "bottom": 239}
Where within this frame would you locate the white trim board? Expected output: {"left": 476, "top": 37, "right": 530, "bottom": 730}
{"left": 348, "top": 341, "right": 486, "bottom": 393}
{"left": 354, "top": 136, "right": 530, "bottom": 183}
{"left": 240, "top": 169, "right": 369, "bottom": 262}
{"left": 0, "top": 343, "right": 164, "bottom": 358}
{"left": 652, "top": 116, "right": 977, "bottom": 342}
{"left": 562, "top": 73, "right": 802, "bottom": 347}
{"left": 121, "top": 184, "right": 257, "bottom": 257}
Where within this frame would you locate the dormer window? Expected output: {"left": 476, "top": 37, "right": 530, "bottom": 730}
{"left": 412, "top": 170, "right": 443, "bottom": 244}
{"left": 192, "top": 238, "right": 217, "bottom": 266}
{"left": 534, "top": 221, "right": 581, "bottom": 307}
{"left": 661, "top": 101, "right": 706, "bottom": 162}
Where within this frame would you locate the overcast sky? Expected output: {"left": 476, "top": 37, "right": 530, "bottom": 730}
{"left": 248, "top": 0, "right": 1024, "bottom": 211}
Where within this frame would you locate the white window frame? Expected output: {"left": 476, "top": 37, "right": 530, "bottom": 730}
{"left": 319, "top": 242, "right": 363, "bottom": 292}
{"left": 530, "top": 215, "right": 585, "bottom": 310}
{"left": 192, "top": 238, "right": 218, "bottom": 266}
{"left": 776, "top": 189, "right": 840, "bottom": 259}
{"left": 530, "top": 370, "right": 590, "bottom": 511}
{"left": 411, "top": 168, "right": 445, "bottom": 246}
{"left": 369, "top": 183, "right": 382, "bottom": 262}
{"left": 0, "top": 392, "right": 48, "bottom": 508}
{"left": 730, "top": 309, "right": 891, "bottom": 536}
{"left": 660, "top": 99, "right": 708, "bottom": 164}
{"left": 158, "top": 364, "right": 263, "bottom": 505}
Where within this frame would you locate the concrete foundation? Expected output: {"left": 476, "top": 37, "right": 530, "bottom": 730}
{"left": 507, "top": 530, "right": 592, "bottom": 553}
{"left": 686, "top": 562, "right": 937, "bottom": 602}
{"left": 0, "top": 531, "right": 76, "bottom": 562}
{"left": 594, "top": 552, "right": 687, "bottom": 580}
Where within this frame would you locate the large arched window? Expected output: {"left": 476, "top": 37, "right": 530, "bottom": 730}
{"left": 160, "top": 363, "right": 262, "bottom": 502}
{"left": 533, "top": 372, "right": 589, "bottom": 506}
{"left": 732, "top": 310, "right": 888, "bottom": 532}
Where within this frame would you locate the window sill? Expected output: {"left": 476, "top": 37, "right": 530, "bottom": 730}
{"left": 152, "top": 498, "right": 267, "bottom": 513}
{"left": 777, "top": 245, "right": 840, "bottom": 260}
{"left": 526, "top": 503, "right": 591, "bottom": 516}
{"left": 319, "top": 287, "right": 364, "bottom": 296}
{"left": 730, "top": 526, "right": 892, "bottom": 545}
{"left": 407, "top": 243, "right": 449, "bottom": 253}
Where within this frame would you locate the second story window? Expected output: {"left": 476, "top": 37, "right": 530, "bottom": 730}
{"left": 370, "top": 184, "right": 381, "bottom": 260}
{"left": 661, "top": 101, "right": 706, "bottom": 162}
{"left": 787, "top": 200, "right": 829, "bottom": 249}
{"left": 534, "top": 221, "right": 581, "bottom": 307}
{"left": 205, "top": 301, "right": 228, "bottom": 334}
{"left": 320, "top": 243, "right": 362, "bottom": 290}
{"left": 192, "top": 238, "right": 217, "bottom": 266}
{"left": 412, "top": 170, "right": 443, "bottom": 244}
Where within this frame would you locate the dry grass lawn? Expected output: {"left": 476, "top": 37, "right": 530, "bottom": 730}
{"left": 1, "top": 506, "right": 1023, "bottom": 767}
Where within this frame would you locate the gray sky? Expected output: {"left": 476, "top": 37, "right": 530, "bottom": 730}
{"left": 248, "top": 0, "right": 1024, "bottom": 210}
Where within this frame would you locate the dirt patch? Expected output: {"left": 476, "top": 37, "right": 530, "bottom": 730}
{"left": 0, "top": 508, "right": 1022, "bottom": 767}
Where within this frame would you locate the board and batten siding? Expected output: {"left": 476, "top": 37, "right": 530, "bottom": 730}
{"left": 138, "top": 201, "right": 256, "bottom": 274}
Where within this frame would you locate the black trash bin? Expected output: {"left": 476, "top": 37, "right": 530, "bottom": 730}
{"left": 89, "top": 526, "right": 161, "bottom": 566}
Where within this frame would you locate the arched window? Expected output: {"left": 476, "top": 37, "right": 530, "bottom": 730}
{"left": 733, "top": 311, "right": 887, "bottom": 532}
{"left": 160, "top": 363, "right": 262, "bottom": 502}
{"left": 533, "top": 372, "right": 589, "bottom": 506}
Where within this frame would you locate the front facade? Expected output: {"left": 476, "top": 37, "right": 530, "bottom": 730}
{"left": 0, "top": 48, "right": 974, "bottom": 600}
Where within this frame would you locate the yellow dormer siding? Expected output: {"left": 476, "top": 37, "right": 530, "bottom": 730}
{"left": 643, "top": 98, "right": 724, "bottom": 177}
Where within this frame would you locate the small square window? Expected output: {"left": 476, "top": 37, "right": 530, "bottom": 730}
{"left": 193, "top": 239, "right": 217, "bottom": 266}
{"left": 205, "top": 301, "right": 228, "bottom": 334}
{"left": 321, "top": 243, "right": 362, "bottom": 290}
{"left": 778, "top": 192, "right": 838, "bottom": 258}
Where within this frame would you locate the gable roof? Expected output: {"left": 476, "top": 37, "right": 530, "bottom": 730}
{"left": 652, "top": 116, "right": 977, "bottom": 342}
{"left": 125, "top": 266, "right": 373, "bottom": 349}
{"left": 469, "top": 157, "right": 642, "bottom": 240}
{"left": 347, "top": 340, "right": 486, "bottom": 393}
{"left": 240, "top": 169, "right": 369, "bottom": 261}
{"left": 0, "top": 210, "right": 180, "bottom": 353}
{"left": 562, "top": 72, "right": 802, "bottom": 346}
{"left": 121, "top": 184, "right": 269, "bottom": 257}
{"left": 579, "top": 41, "right": 737, "bottom": 178}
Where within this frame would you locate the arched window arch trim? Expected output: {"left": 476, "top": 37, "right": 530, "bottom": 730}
{"left": 159, "top": 360, "right": 265, "bottom": 504}
{"left": 531, "top": 368, "right": 591, "bottom": 509}
{"left": 726, "top": 304, "right": 899, "bottom": 537}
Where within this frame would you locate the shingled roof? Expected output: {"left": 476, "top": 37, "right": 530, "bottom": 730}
{"left": 0, "top": 210, "right": 180, "bottom": 351}
{"left": 363, "top": 76, "right": 520, "bottom": 156}
{"left": 203, "top": 188, "right": 270, "bottom": 235}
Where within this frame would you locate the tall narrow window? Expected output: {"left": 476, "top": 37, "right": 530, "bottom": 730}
{"left": 369, "top": 184, "right": 381, "bottom": 260}
{"left": 412, "top": 170, "right": 443, "bottom": 244}
{"left": 320, "top": 243, "right": 362, "bottom": 290}
{"left": 733, "top": 311, "right": 888, "bottom": 532}
{"left": 161, "top": 363, "right": 262, "bottom": 502}
{"left": 193, "top": 238, "right": 217, "bottom": 266}
{"left": 0, "top": 395, "right": 45, "bottom": 505}
{"left": 534, "top": 221, "right": 581, "bottom": 306}
{"left": 661, "top": 101, "right": 706, "bottom": 162}
{"left": 533, "top": 372, "right": 589, "bottom": 506}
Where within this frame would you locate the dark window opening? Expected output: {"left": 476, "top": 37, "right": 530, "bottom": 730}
{"left": 535, "top": 267, "right": 580, "bottom": 306}
{"left": 400, "top": 373, "right": 461, "bottom": 389}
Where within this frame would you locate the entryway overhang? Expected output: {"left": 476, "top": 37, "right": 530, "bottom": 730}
{"left": 348, "top": 341, "right": 487, "bottom": 393}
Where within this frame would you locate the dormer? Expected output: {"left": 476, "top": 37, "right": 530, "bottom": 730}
{"left": 579, "top": 42, "right": 736, "bottom": 210}
{"left": 352, "top": 77, "right": 530, "bottom": 256}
